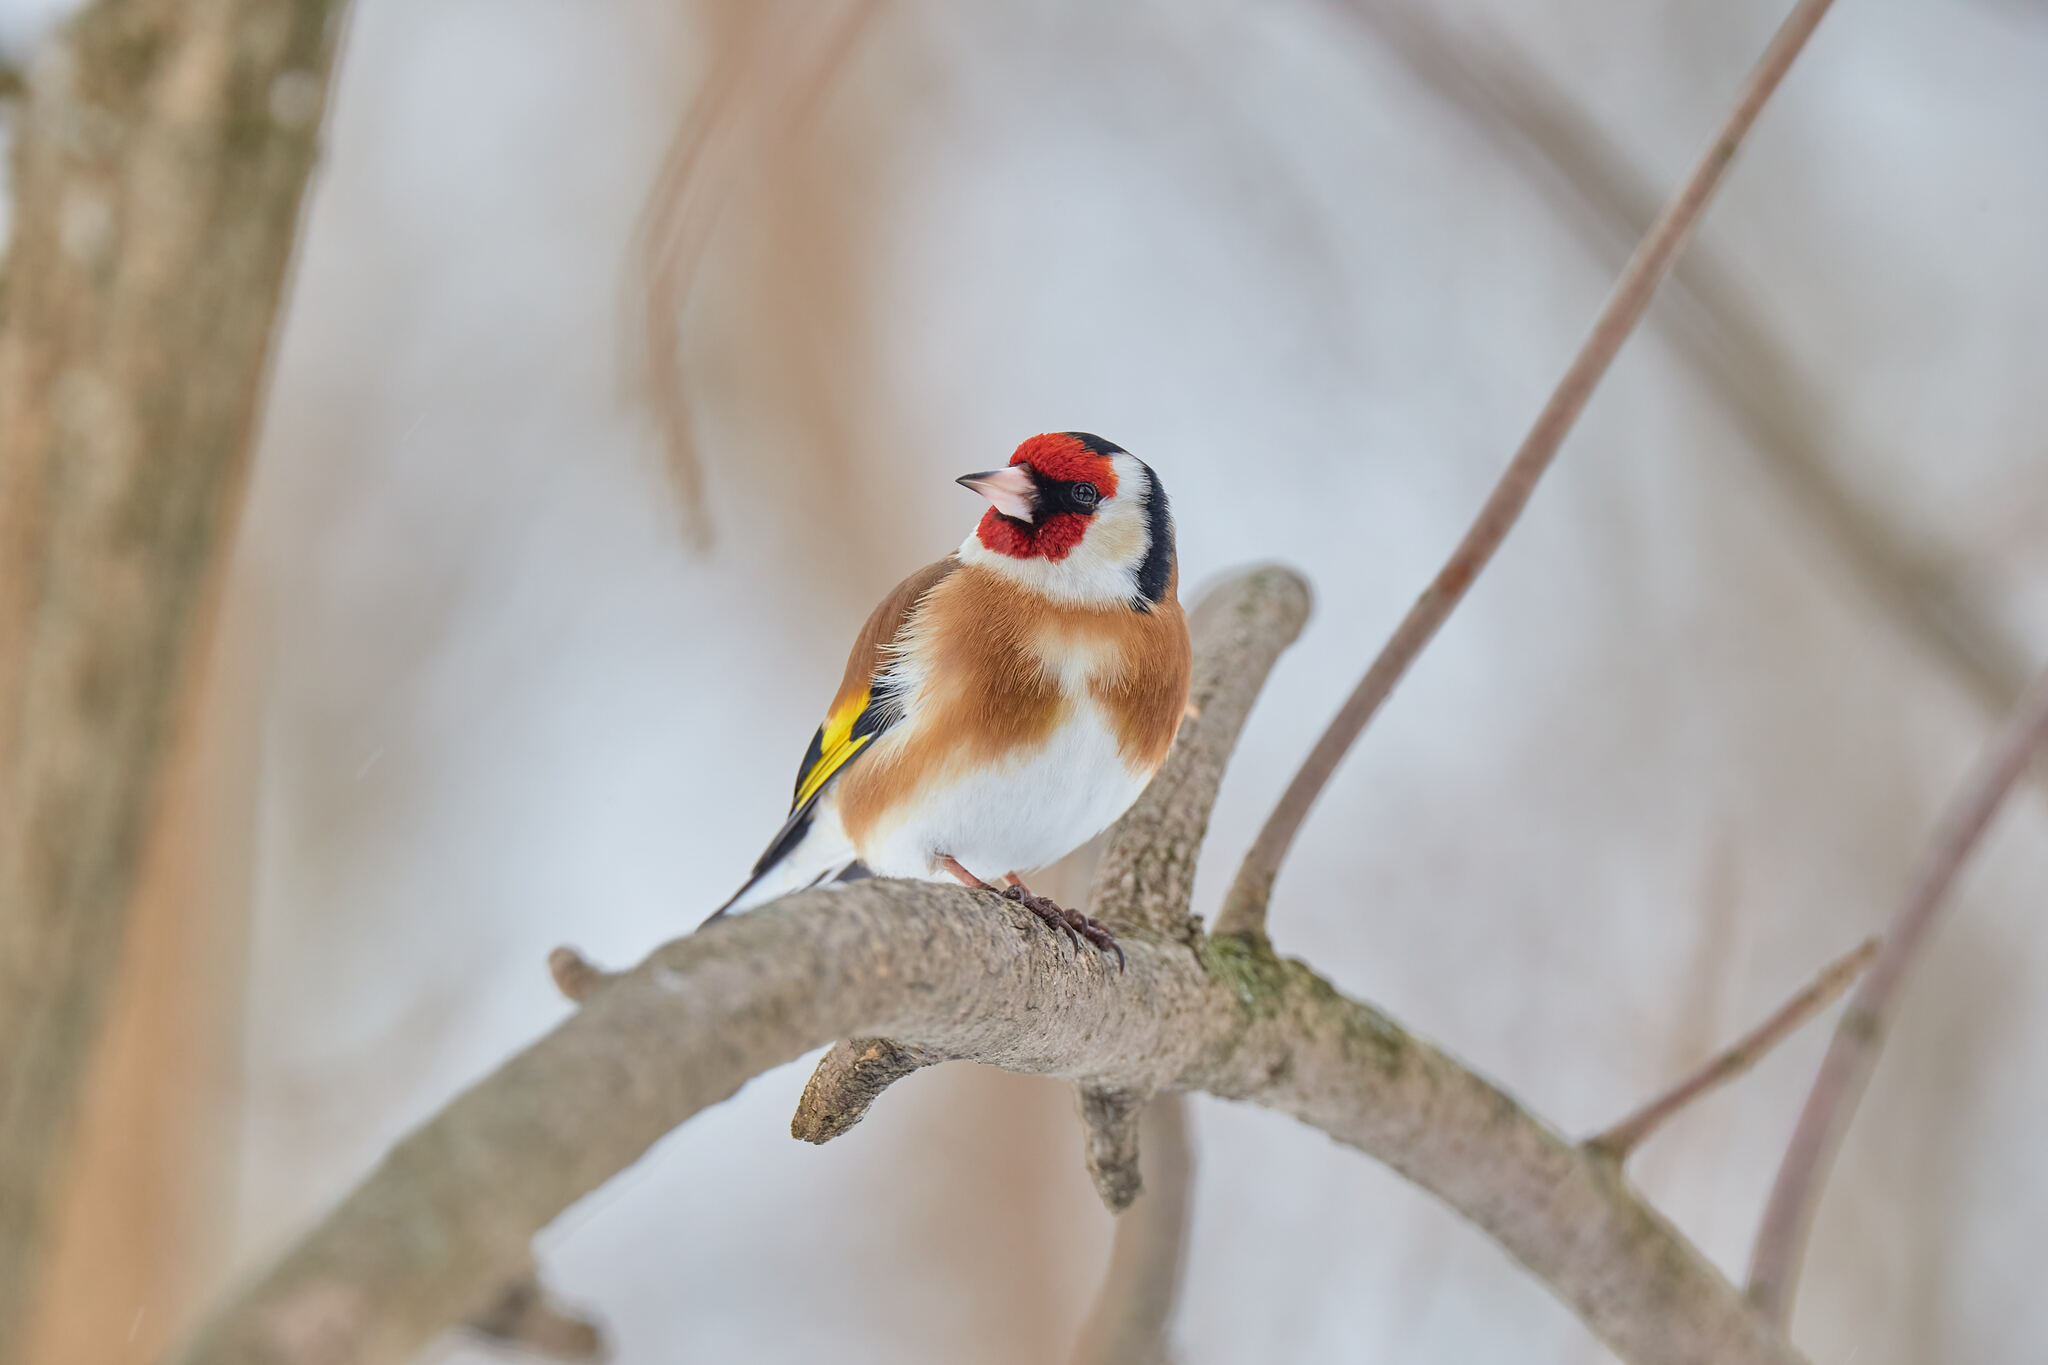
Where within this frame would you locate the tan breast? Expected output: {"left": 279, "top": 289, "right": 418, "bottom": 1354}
{"left": 836, "top": 561, "right": 1192, "bottom": 848}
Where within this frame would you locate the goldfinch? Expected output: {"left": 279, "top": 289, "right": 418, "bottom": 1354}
{"left": 704, "top": 432, "right": 1192, "bottom": 964}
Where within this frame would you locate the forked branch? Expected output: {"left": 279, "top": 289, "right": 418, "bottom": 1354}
{"left": 1586, "top": 938, "right": 1877, "bottom": 1162}
{"left": 1213, "top": 0, "right": 1842, "bottom": 938}
{"left": 1747, "top": 662, "right": 2048, "bottom": 1325}
{"left": 170, "top": 569, "right": 1806, "bottom": 1365}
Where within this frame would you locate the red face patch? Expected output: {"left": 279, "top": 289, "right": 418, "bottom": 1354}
{"left": 975, "top": 434, "right": 1117, "bottom": 561}
{"left": 976, "top": 507, "right": 1088, "bottom": 560}
{"left": 1007, "top": 433, "right": 1119, "bottom": 496}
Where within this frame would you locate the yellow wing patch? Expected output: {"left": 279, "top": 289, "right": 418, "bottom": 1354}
{"left": 793, "top": 687, "right": 875, "bottom": 810}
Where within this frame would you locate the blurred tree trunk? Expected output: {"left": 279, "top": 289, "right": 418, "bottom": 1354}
{"left": 19, "top": 569, "right": 265, "bottom": 1365}
{"left": 0, "top": 1, "right": 344, "bottom": 1356}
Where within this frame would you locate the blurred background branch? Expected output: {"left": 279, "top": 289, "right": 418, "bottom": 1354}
{"left": 1334, "top": 0, "right": 2048, "bottom": 792}
{"left": 0, "top": 1, "right": 344, "bottom": 1357}
{"left": 633, "top": 0, "right": 882, "bottom": 548}
{"left": 1069, "top": 1094, "right": 1193, "bottom": 1365}
{"left": 1749, "top": 660, "right": 2048, "bottom": 1325}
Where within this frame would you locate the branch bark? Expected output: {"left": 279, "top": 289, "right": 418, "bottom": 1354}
{"left": 1746, "top": 662, "right": 2048, "bottom": 1325}
{"left": 1213, "top": 0, "right": 1841, "bottom": 939}
{"left": 0, "top": 2, "right": 344, "bottom": 1352}
{"left": 170, "top": 881, "right": 1807, "bottom": 1365}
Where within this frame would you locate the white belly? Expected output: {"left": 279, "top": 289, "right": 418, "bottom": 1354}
{"left": 854, "top": 699, "right": 1150, "bottom": 883}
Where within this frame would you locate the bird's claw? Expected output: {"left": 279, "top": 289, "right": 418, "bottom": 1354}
{"left": 1003, "top": 885, "right": 1124, "bottom": 972}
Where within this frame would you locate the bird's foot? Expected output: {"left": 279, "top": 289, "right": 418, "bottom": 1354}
{"left": 1003, "top": 884, "right": 1125, "bottom": 972}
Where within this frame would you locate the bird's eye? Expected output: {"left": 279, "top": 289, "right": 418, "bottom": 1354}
{"left": 1071, "top": 482, "right": 1100, "bottom": 509}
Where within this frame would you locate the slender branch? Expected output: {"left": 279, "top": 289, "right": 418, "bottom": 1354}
{"left": 1340, "top": 0, "right": 2048, "bottom": 795}
{"left": 1213, "top": 0, "right": 1842, "bottom": 939}
{"left": 1747, "top": 662, "right": 2048, "bottom": 1326}
{"left": 1069, "top": 1094, "right": 1193, "bottom": 1365}
{"left": 0, "top": 3, "right": 345, "bottom": 1351}
{"left": 1586, "top": 938, "right": 1878, "bottom": 1162}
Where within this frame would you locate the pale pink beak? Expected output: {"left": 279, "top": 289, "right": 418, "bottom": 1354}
{"left": 956, "top": 466, "right": 1039, "bottom": 522}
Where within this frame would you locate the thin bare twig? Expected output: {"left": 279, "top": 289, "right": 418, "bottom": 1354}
{"left": 1586, "top": 938, "right": 1878, "bottom": 1162}
{"left": 1212, "top": 0, "right": 1842, "bottom": 939}
{"left": 1341, "top": 0, "right": 2048, "bottom": 796}
{"left": 1747, "top": 662, "right": 2048, "bottom": 1326}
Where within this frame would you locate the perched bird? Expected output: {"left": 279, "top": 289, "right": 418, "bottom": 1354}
{"left": 703, "top": 432, "right": 1192, "bottom": 964}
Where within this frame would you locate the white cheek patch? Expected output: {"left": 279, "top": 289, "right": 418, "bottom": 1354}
{"left": 1085, "top": 505, "right": 1147, "bottom": 571}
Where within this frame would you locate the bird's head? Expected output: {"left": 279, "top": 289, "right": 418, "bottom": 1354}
{"left": 955, "top": 432, "right": 1175, "bottom": 609}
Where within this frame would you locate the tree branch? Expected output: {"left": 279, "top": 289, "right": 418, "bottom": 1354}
{"left": 1585, "top": 938, "right": 1877, "bottom": 1162}
{"left": 170, "top": 879, "right": 1807, "bottom": 1365}
{"left": 1213, "top": 0, "right": 1842, "bottom": 939}
{"left": 1076, "top": 1086, "right": 1147, "bottom": 1212}
{"left": 1746, "top": 662, "right": 2048, "bottom": 1325}
{"left": 1069, "top": 1094, "right": 1193, "bottom": 1365}
{"left": 170, "top": 563, "right": 1802, "bottom": 1365}
{"left": 0, "top": 3, "right": 345, "bottom": 1352}
{"left": 791, "top": 1036, "right": 943, "bottom": 1143}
